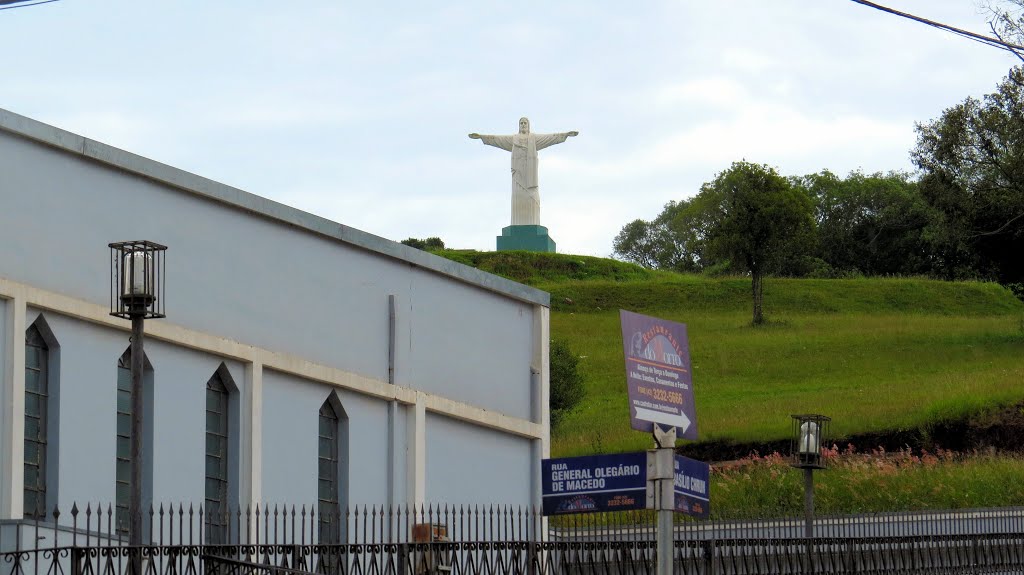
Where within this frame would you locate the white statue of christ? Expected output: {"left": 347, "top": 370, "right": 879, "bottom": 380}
{"left": 469, "top": 117, "right": 578, "bottom": 226}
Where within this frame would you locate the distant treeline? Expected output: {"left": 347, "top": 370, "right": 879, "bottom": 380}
{"left": 614, "top": 67, "right": 1024, "bottom": 300}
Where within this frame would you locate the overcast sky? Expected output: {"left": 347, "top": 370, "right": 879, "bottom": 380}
{"left": 2, "top": 1, "right": 1019, "bottom": 257}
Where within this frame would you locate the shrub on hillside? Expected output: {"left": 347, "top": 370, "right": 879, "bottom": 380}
{"left": 401, "top": 237, "right": 445, "bottom": 251}
{"left": 550, "top": 339, "right": 585, "bottom": 427}
{"left": 1007, "top": 282, "right": 1024, "bottom": 302}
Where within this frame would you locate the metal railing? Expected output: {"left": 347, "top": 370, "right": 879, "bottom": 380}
{"left": 1, "top": 503, "right": 1022, "bottom": 575}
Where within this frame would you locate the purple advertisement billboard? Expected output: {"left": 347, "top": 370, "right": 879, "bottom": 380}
{"left": 620, "top": 310, "right": 698, "bottom": 439}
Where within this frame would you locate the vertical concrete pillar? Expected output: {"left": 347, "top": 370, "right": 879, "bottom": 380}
{"left": 1, "top": 293, "right": 26, "bottom": 519}
{"left": 530, "top": 305, "right": 550, "bottom": 509}
{"left": 387, "top": 400, "right": 398, "bottom": 507}
{"left": 241, "top": 360, "right": 263, "bottom": 509}
{"left": 406, "top": 393, "right": 426, "bottom": 506}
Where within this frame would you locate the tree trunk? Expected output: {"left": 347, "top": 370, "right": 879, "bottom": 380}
{"left": 751, "top": 271, "right": 764, "bottom": 325}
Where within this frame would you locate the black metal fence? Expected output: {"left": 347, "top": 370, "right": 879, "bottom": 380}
{"left": 1, "top": 504, "right": 1023, "bottom": 575}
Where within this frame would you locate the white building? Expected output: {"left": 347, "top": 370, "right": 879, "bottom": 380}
{"left": 0, "top": 108, "right": 550, "bottom": 534}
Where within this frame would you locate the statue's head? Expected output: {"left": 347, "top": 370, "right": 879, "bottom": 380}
{"left": 519, "top": 117, "right": 530, "bottom": 134}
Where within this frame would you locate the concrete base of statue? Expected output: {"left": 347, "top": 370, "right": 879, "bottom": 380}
{"left": 496, "top": 225, "right": 556, "bottom": 253}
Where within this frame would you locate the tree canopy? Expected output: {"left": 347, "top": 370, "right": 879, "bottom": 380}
{"left": 612, "top": 200, "right": 705, "bottom": 272}
{"left": 702, "top": 162, "right": 815, "bottom": 324}
{"left": 795, "top": 170, "right": 931, "bottom": 277}
{"left": 400, "top": 237, "right": 446, "bottom": 251}
{"left": 913, "top": 66, "right": 1024, "bottom": 286}
{"left": 607, "top": 67, "right": 1024, "bottom": 301}
{"left": 615, "top": 161, "right": 814, "bottom": 324}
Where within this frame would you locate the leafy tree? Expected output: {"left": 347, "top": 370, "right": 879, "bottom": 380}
{"left": 549, "top": 339, "right": 584, "bottom": 427}
{"left": 912, "top": 67, "right": 1024, "bottom": 284}
{"left": 701, "top": 161, "right": 815, "bottom": 324}
{"left": 612, "top": 218, "right": 661, "bottom": 269}
{"left": 793, "top": 170, "right": 932, "bottom": 277}
{"left": 614, "top": 166, "right": 937, "bottom": 284}
{"left": 400, "top": 237, "right": 446, "bottom": 251}
{"left": 612, "top": 201, "right": 691, "bottom": 271}
{"left": 613, "top": 199, "right": 715, "bottom": 273}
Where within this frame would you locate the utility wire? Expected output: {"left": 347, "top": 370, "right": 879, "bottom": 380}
{"left": 849, "top": 0, "right": 1024, "bottom": 58}
{"left": 0, "top": 0, "right": 60, "bottom": 10}
{"left": 989, "top": 21, "right": 1024, "bottom": 64}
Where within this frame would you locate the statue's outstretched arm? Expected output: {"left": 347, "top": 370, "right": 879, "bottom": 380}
{"left": 469, "top": 133, "right": 514, "bottom": 151}
{"left": 534, "top": 131, "right": 579, "bottom": 151}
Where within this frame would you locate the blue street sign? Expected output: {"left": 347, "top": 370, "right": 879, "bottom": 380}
{"left": 542, "top": 452, "right": 647, "bottom": 515}
{"left": 674, "top": 454, "right": 710, "bottom": 518}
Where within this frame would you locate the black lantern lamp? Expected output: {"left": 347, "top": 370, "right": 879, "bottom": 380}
{"left": 107, "top": 240, "right": 166, "bottom": 551}
{"left": 791, "top": 414, "right": 830, "bottom": 540}
{"left": 790, "top": 414, "right": 830, "bottom": 469}
{"left": 109, "top": 241, "right": 166, "bottom": 319}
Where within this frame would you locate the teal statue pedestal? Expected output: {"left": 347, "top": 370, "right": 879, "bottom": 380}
{"left": 497, "top": 225, "right": 556, "bottom": 253}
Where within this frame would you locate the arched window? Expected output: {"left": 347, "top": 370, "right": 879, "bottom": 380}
{"left": 24, "top": 325, "right": 48, "bottom": 518}
{"left": 318, "top": 400, "right": 340, "bottom": 542}
{"left": 205, "top": 372, "right": 230, "bottom": 543}
{"left": 115, "top": 348, "right": 153, "bottom": 535}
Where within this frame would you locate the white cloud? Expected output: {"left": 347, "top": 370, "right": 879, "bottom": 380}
{"left": 655, "top": 77, "right": 749, "bottom": 109}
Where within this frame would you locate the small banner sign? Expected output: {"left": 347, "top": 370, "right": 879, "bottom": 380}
{"left": 620, "top": 310, "right": 698, "bottom": 439}
{"left": 674, "top": 454, "right": 710, "bottom": 518}
{"left": 541, "top": 452, "right": 647, "bottom": 516}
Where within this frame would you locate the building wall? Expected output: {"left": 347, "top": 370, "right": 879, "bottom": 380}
{"left": 425, "top": 413, "right": 532, "bottom": 505}
{"left": 260, "top": 369, "right": 400, "bottom": 507}
{"left": 26, "top": 309, "right": 246, "bottom": 508}
{"left": 0, "top": 110, "right": 549, "bottom": 521}
{"left": 0, "top": 132, "right": 534, "bottom": 421}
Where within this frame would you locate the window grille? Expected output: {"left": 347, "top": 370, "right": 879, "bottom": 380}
{"left": 205, "top": 373, "right": 229, "bottom": 543}
{"left": 24, "top": 326, "right": 48, "bottom": 519}
{"left": 115, "top": 352, "right": 132, "bottom": 534}
{"left": 318, "top": 401, "right": 340, "bottom": 542}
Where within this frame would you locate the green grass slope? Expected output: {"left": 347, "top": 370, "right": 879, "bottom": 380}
{"left": 545, "top": 276, "right": 1024, "bottom": 457}
{"left": 435, "top": 251, "right": 1024, "bottom": 458}
{"left": 553, "top": 308, "right": 1024, "bottom": 456}
{"left": 540, "top": 276, "right": 1023, "bottom": 315}
{"left": 435, "top": 249, "right": 659, "bottom": 284}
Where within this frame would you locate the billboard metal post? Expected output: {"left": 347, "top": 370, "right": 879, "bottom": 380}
{"left": 648, "top": 423, "right": 676, "bottom": 575}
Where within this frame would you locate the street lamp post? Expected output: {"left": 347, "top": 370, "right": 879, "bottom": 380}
{"left": 109, "top": 241, "right": 166, "bottom": 550}
{"left": 790, "top": 414, "right": 830, "bottom": 538}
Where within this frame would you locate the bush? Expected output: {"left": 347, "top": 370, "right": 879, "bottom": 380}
{"left": 1006, "top": 282, "right": 1024, "bottom": 302}
{"left": 550, "top": 339, "right": 585, "bottom": 427}
{"left": 401, "top": 237, "right": 445, "bottom": 251}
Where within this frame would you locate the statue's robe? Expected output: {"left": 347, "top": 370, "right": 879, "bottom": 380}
{"left": 477, "top": 132, "right": 573, "bottom": 226}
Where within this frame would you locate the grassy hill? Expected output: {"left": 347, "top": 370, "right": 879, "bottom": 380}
{"left": 436, "top": 249, "right": 659, "bottom": 284}
{"left": 436, "top": 251, "right": 1024, "bottom": 458}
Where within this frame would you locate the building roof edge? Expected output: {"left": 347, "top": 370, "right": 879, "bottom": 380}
{"left": 0, "top": 108, "right": 550, "bottom": 308}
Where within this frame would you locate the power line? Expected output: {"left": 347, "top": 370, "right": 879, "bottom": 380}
{"left": 849, "top": 0, "right": 1024, "bottom": 57}
{"left": 0, "top": 0, "right": 60, "bottom": 11}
